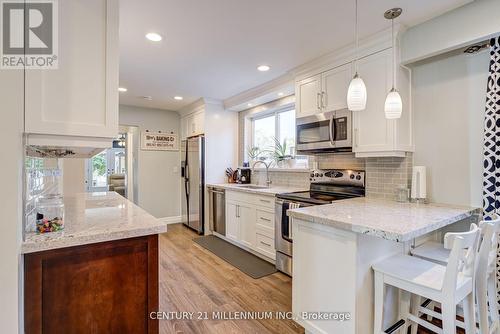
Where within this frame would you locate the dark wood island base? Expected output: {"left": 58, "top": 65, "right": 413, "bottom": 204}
{"left": 24, "top": 234, "right": 159, "bottom": 334}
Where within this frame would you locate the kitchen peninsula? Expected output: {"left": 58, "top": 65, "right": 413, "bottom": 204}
{"left": 287, "top": 198, "right": 480, "bottom": 334}
{"left": 22, "top": 192, "right": 167, "bottom": 334}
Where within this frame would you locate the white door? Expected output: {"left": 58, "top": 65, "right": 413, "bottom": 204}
{"left": 238, "top": 204, "right": 256, "bottom": 248}
{"left": 24, "top": 0, "right": 119, "bottom": 138}
{"left": 86, "top": 148, "right": 125, "bottom": 192}
{"left": 322, "top": 63, "right": 352, "bottom": 112}
{"left": 296, "top": 75, "right": 322, "bottom": 117}
{"left": 225, "top": 201, "right": 239, "bottom": 241}
{"left": 353, "top": 49, "right": 394, "bottom": 153}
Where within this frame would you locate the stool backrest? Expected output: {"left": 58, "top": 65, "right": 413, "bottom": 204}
{"left": 442, "top": 224, "right": 480, "bottom": 295}
{"left": 478, "top": 217, "right": 500, "bottom": 273}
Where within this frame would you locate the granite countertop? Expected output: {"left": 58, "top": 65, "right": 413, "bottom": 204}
{"left": 287, "top": 197, "right": 481, "bottom": 242}
{"left": 207, "top": 183, "right": 307, "bottom": 197}
{"left": 22, "top": 192, "right": 168, "bottom": 253}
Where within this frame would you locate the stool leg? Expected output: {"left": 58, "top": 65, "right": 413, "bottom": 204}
{"left": 463, "top": 292, "right": 476, "bottom": 334}
{"left": 487, "top": 275, "right": 500, "bottom": 334}
{"left": 374, "top": 271, "right": 384, "bottom": 334}
{"left": 477, "top": 274, "right": 489, "bottom": 334}
{"left": 399, "top": 290, "right": 411, "bottom": 333}
{"left": 410, "top": 294, "right": 420, "bottom": 334}
{"left": 441, "top": 301, "right": 457, "bottom": 334}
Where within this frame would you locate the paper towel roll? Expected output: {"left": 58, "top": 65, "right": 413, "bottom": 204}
{"left": 411, "top": 166, "right": 427, "bottom": 200}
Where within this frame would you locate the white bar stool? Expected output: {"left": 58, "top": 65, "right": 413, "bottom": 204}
{"left": 411, "top": 218, "right": 500, "bottom": 334}
{"left": 372, "top": 224, "right": 480, "bottom": 334}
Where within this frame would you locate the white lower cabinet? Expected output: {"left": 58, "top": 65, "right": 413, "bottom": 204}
{"left": 238, "top": 204, "right": 256, "bottom": 248}
{"left": 225, "top": 201, "right": 239, "bottom": 242}
{"left": 225, "top": 191, "right": 276, "bottom": 260}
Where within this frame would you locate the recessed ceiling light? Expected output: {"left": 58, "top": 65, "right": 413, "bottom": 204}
{"left": 247, "top": 103, "right": 253, "bottom": 107}
{"left": 278, "top": 92, "right": 284, "bottom": 97}
{"left": 141, "top": 95, "right": 153, "bottom": 100}
{"left": 145, "top": 32, "right": 162, "bottom": 42}
{"left": 118, "top": 87, "right": 127, "bottom": 92}
{"left": 257, "top": 65, "right": 270, "bottom": 72}
{"left": 174, "top": 96, "right": 183, "bottom": 101}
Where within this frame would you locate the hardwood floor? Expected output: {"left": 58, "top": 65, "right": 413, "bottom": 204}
{"left": 159, "top": 224, "right": 461, "bottom": 334}
{"left": 159, "top": 223, "right": 304, "bottom": 334}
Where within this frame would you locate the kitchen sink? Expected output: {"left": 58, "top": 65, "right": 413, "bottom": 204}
{"left": 237, "top": 185, "right": 269, "bottom": 189}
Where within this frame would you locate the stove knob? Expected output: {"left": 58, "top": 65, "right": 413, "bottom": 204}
{"left": 310, "top": 178, "right": 313, "bottom": 181}
{"left": 319, "top": 173, "right": 324, "bottom": 177}
{"left": 356, "top": 175, "right": 361, "bottom": 180}
{"left": 315, "top": 173, "right": 319, "bottom": 177}
{"left": 310, "top": 173, "right": 315, "bottom": 178}
{"left": 350, "top": 174, "right": 355, "bottom": 179}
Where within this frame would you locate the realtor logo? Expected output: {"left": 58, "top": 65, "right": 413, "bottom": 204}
{"left": 1, "top": 0, "right": 58, "bottom": 69}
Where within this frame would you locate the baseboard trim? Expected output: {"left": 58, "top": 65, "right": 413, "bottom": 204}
{"left": 159, "top": 216, "right": 182, "bottom": 224}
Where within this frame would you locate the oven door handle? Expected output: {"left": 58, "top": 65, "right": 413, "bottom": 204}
{"left": 329, "top": 113, "right": 336, "bottom": 146}
{"left": 281, "top": 203, "right": 294, "bottom": 243}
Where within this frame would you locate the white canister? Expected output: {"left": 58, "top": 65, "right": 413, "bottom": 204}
{"left": 411, "top": 166, "right": 427, "bottom": 201}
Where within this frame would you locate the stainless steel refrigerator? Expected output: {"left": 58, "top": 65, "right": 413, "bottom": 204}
{"left": 181, "top": 135, "right": 205, "bottom": 234}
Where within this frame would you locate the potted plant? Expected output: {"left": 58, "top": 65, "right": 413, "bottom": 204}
{"left": 247, "top": 146, "right": 264, "bottom": 164}
{"left": 271, "top": 137, "right": 294, "bottom": 168}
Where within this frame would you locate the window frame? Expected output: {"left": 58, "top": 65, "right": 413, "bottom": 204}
{"left": 250, "top": 104, "right": 296, "bottom": 156}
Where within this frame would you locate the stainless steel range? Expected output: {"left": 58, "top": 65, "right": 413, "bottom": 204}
{"left": 275, "top": 169, "right": 365, "bottom": 276}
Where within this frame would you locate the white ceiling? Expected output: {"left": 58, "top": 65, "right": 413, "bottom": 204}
{"left": 119, "top": 0, "right": 473, "bottom": 111}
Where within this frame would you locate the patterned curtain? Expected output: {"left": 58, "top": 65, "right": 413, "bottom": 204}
{"left": 482, "top": 36, "right": 500, "bottom": 309}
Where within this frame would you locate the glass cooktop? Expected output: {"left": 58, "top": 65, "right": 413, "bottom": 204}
{"left": 277, "top": 191, "right": 356, "bottom": 205}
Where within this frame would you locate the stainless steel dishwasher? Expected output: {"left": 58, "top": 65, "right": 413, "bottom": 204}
{"left": 208, "top": 187, "right": 225, "bottom": 235}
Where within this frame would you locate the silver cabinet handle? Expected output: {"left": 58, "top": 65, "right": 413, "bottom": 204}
{"left": 354, "top": 128, "right": 359, "bottom": 148}
{"left": 321, "top": 92, "right": 326, "bottom": 109}
{"left": 259, "top": 199, "right": 271, "bottom": 203}
{"left": 259, "top": 217, "right": 271, "bottom": 222}
{"left": 316, "top": 93, "right": 321, "bottom": 110}
{"left": 260, "top": 241, "right": 271, "bottom": 247}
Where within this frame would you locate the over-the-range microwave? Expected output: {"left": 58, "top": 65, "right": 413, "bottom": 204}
{"left": 296, "top": 108, "right": 352, "bottom": 154}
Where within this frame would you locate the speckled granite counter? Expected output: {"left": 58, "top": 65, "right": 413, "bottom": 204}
{"left": 22, "top": 192, "right": 167, "bottom": 253}
{"left": 287, "top": 197, "right": 480, "bottom": 242}
{"left": 207, "top": 183, "right": 307, "bottom": 197}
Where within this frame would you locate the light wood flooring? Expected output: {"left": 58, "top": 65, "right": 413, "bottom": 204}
{"left": 159, "top": 223, "right": 304, "bottom": 334}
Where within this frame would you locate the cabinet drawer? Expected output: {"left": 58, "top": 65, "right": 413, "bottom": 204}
{"left": 226, "top": 191, "right": 275, "bottom": 209}
{"left": 256, "top": 209, "right": 274, "bottom": 230}
{"left": 255, "top": 196, "right": 274, "bottom": 209}
{"left": 256, "top": 233, "right": 275, "bottom": 259}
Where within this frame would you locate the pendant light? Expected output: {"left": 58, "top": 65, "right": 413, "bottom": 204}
{"left": 384, "top": 8, "right": 403, "bottom": 119}
{"left": 347, "top": 0, "right": 367, "bottom": 111}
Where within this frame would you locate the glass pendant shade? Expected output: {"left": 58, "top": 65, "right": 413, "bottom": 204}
{"left": 384, "top": 88, "right": 402, "bottom": 119}
{"left": 347, "top": 73, "right": 367, "bottom": 111}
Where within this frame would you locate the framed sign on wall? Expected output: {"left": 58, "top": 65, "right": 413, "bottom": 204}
{"left": 141, "top": 132, "right": 178, "bottom": 151}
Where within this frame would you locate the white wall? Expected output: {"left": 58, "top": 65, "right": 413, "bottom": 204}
{"left": 402, "top": 0, "right": 500, "bottom": 64}
{"left": 0, "top": 66, "right": 24, "bottom": 332}
{"left": 119, "top": 105, "right": 181, "bottom": 219}
{"left": 412, "top": 50, "right": 490, "bottom": 207}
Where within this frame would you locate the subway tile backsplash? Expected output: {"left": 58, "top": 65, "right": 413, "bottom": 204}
{"left": 252, "top": 153, "right": 413, "bottom": 200}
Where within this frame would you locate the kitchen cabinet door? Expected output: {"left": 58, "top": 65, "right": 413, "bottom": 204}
{"left": 225, "top": 201, "right": 239, "bottom": 242}
{"left": 296, "top": 74, "right": 322, "bottom": 118}
{"left": 25, "top": 0, "right": 119, "bottom": 139}
{"left": 180, "top": 117, "right": 188, "bottom": 140}
{"left": 352, "top": 48, "right": 394, "bottom": 154}
{"left": 238, "top": 204, "right": 256, "bottom": 249}
{"left": 322, "top": 63, "right": 352, "bottom": 112}
{"left": 193, "top": 111, "right": 205, "bottom": 135}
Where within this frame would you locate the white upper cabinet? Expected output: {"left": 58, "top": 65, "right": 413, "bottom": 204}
{"left": 25, "top": 0, "right": 119, "bottom": 139}
{"left": 353, "top": 48, "right": 413, "bottom": 157}
{"left": 296, "top": 74, "right": 322, "bottom": 117}
{"left": 322, "top": 63, "right": 352, "bottom": 112}
{"left": 294, "top": 30, "right": 413, "bottom": 157}
{"left": 296, "top": 63, "right": 352, "bottom": 118}
{"left": 181, "top": 109, "right": 205, "bottom": 139}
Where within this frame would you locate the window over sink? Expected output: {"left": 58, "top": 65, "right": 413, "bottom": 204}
{"left": 252, "top": 108, "right": 296, "bottom": 156}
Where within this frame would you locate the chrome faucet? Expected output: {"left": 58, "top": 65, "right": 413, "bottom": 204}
{"left": 252, "top": 160, "right": 272, "bottom": 188}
